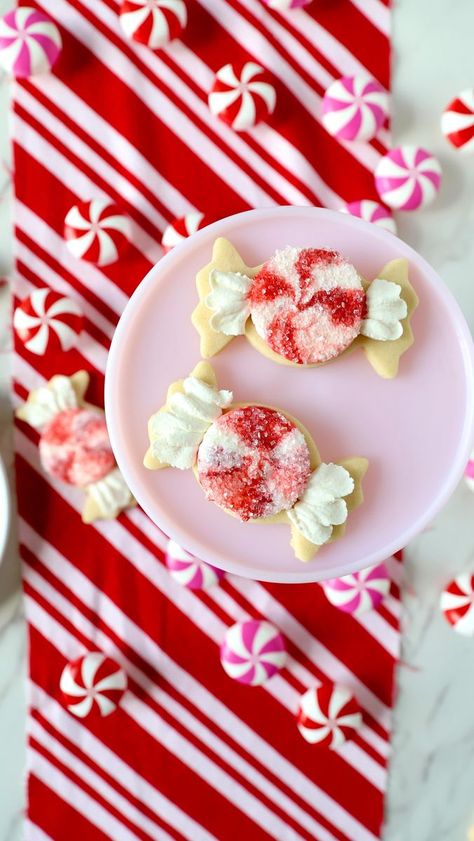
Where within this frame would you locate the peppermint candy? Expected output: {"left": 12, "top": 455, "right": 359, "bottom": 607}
{"left": 208, "top": 62, "right": 277, "bottom": 132}
{"left": 375, "top": 145, "right": 442, "bottom": 211}
{"left": 321, "top": 75, "right": 388, "bottom": 142}
{"left": 440, "top": 574, "right": 474, "bottom": 637}
{"left": 165, "top": 539, "right": 224, "bottom": 589}
{"left": 119, "top": 0, "right": 187, "bottom": 50}
{"left": 60, "top": 652, "right": 128, "bottom": 718}
{"left": 0, "top": 7, "right": 62, "bottom": 78}
{"left": 296, "top": 683, "right": 362, "bottom": 747}
{"left": 64, "top": 199, "right": 132, "bottom": 266}
{"left": 220, "top": 619, "right": 287, "bottom": 685}
{"left": 465, "top": 451, "right": 474, "bottom": 491}
{"left": 261, "top": 0, "right": 313, "bottom": 8}
{"left": 342, "top": 200, "right": 397, "bottom": 235}
{"left": 441, "top": 88, "right": 474, "bottom": 154}
{"left": 161, "top": 212, "right": 206, "bottom": 253}
{"left": 321, "top": 563, "right": 390, "bottom": 616}
{"left": 13, "top": 288, "right": 83, "bottom": 356}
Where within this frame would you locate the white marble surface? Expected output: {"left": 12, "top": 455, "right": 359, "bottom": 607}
{"left": 0, "top": 0, "right": 474, "bottom": 839}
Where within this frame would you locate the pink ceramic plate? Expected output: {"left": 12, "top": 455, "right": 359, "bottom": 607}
{"left": 105, "top": 207, "right": 474, "bottom": 583}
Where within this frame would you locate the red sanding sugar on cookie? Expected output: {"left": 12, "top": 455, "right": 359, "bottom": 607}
{"left": 247, "top": 247, "right": 367, "bottom": 364}
{"left": 39, "top": 408, "right": 116, "bottom": 486}
{"left": 197, "top": 405, "right": 311, "bottom": 521}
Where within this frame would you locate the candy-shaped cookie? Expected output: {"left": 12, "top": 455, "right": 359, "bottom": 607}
{"left": 208, "top": 62, "right": 277, "bottom": 131}
{"left": 16, "top": 371, "right": 134, "bottom": 523}
{"left": 60, "top": 652, "right": 127, "bottom": 718}
{"left": 321, "top": 75, "right": 389, "bottom": 142}
{"left": 144, "top": 362, "right": 368, "bottom": 562}
{"left": 192, "top": 239, "right": 418, "bottom": 379}
{"left": 220, "top": 620, "right": 286, "bottom": 685}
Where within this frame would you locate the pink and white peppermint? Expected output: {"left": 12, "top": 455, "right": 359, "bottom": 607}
{"left": 261, "top": 0, "right": 313, "bottom": 8}
{"left": 119, "top": 0, "right": 187, "bottom": 50}
{"left": 321, "top": 75, "right": 388, "bottom": 142}
{"left": 165, "top": 539, "right": 225, "bottom": 590}
{"left": 60, "top": 652, "right": 127, "bottom": 718}
{"left": 64, "top": 199, "right": 132, "bottom": 266}
{"left": 0, "top": 7, "right": 62, "bottom": 78}
{"left": 440, "top": 574, "right": 474, "bottom": 637}
{"left": 161, "top": 212, "right": 206, "bottom": 253}
{"left": 13, "top": 288, "right": 83, "bottom": 356}
{"left": 321, "top": 563, "right": 391, "bottom": 616}
{"left": 220, "top": 620, "right": 287, "bottom": 685}
{"left": 465, "top": 451, "right": 474, "bottom": 491}
{"left": 342, "top": 200, "right": 397, "bottom": 234}
{"left": 208, "top": 62, "right": 277, "bottom": 132}
{"left": 441, "top": 88, "right": 474, "bottom": 154}
{"left": 296, "top": 683, "right": 362, "bottom": 748}
{"left": 375, "top": 145, "right": 442, "bottom": 211}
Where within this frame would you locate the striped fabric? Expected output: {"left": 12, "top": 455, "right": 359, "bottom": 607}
{"left": 12, "top": 0, "right": 398, "bottom": 838}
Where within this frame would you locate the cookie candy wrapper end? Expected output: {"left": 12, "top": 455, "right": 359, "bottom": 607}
{"left": 192, "top": 238, "right": 418, "bottom": 379}
{"left": 144, "top": 361, "right": 368, "bottom": 563}
{"left": 16, "top": 371, "right": 134, "bottom": 523}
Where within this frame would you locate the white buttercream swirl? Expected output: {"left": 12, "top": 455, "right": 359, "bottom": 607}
{"left": 205, "top": 269, "right": 252, "bottom": 336}
{"left": 17, "top": 375, "right": 79, "bottom": 431}
{"left": 360, "top": 278, "right": 408, "bottom": 341}
{"left": 87, "top": 468, "right": 133, "bottom": 519}
{"left": 288, "top": 463, "right": 354, "bottom": 545}
{"left": 149, "top": 376, "right": 233, "bottom": 469}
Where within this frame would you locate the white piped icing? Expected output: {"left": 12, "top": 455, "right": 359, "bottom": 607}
{"left": 18, "top": 375, "right": 79, "bottom": 431}
{"left": 360, "top": 278, "right": 408, "bottom": 341}
{"left": 87, "top": 468, "right": 134, "bottom": 518}
{"left": 288, "top": 462, "right": 354, "bottom": 545}
{"left": 149, "top": 376, "right": 233, "bottom": 469}
{"left": 206, "top": 269, "right": 252, "bottom": 335}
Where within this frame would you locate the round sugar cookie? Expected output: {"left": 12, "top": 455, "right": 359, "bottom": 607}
{"left": 40, "top": 408, "right": 116, "bottom": 487}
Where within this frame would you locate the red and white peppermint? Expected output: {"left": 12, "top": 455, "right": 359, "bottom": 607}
{"left": 119, "top": 0, "right": 187, "bottom": 50}
{"left": 220, "top": 619, "right": 287, "bottom": 685}
{"left": 321, "top": 75, "right": 388, "bottom": 142}
{"left": 64, "top": 199, "right": 131, "bottom": 266}
{"left": 0, "top": 7, "right": 62, "bottom": 78}
{"left": 261, "top": 0, "right": 312, "bottom": 7}
{"left": 465, "top": 451, "right": 474, "bottom": 491}
{"left": 296, "top": 683, "right": 362, "bottom": 747}
{"left": 342, "top": 200, "right": 397, "bottom": 234}
{"left": 197, "top": 406, "right": 311, "bottom": 521}
{"left": 440, "top": 574, "right": 474, "bottom": 637}
{"left": 321, "top": 563, "right": 390, "bottom": 616}
{"left": 60, "top": 652, "right": 127, "bottom": 718}
{"left": 161, "top": 212, "right": 206, "bottom": 253}
{"left": 165, "top": 539, "right": 225, "bottom": 589}
{"left": 13, "top": 288, "right": 83, "bottom": 356}
{"left": 247, "top": 247, "right": 366, "bottom": 364}
{"left": 208, "top": 62, "right": 277, "bottom": 132}
{"left": 441, "top": 88, "right": 474, "bottom": 154}
{"left": 40, "top": 408, "right": 116, "bottom": 487}
{"left": 375, "top": 146, "right": 442, "bottom": 211}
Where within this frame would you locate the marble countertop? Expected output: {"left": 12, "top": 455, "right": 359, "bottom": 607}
{"left": 1, "top": 0, "right": 474, "bottom": 839}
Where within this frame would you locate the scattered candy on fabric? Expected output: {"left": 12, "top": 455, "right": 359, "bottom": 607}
{"left": 161, "top": 212, "right": 207, "bottom": 253}
{"left": 220, "top": 619, "right": 287, "bottom": 685}
{"left": 165, "top": 539, "right": 225, "bottom": 589}
{"left": 13, "top": 288, "right": 83, "bottom": 356}
{"left": 465, "top": 451, "right": 474, "bottom": 491}
{"left": 0, "top": 7, "right": 62, "bottom": 78}
{"left": 342, "top": 200, "right": 397, "bottom": 234}
{"left": 64, "top": 199, "right": 132, "bottom": 266}
{"left": 261, "top": 0, "right": 313, "bottom": 8}
{"left": 119, "top": 0, "right": 187, "bottom": 50}
{"left": 321, "top": 563, "right": 391, "bottom": 616}
{"left": 60, "top": 652, "right": 127, "bottom": 718}
{"left": 197, "top": 406, "right": 311, "bottom": 521}
{"left": 296, "top": 683, "right": 362, "bottom": 747}
{"left": 208, "top": 62, "right": 277, "bottom": 131}
{"left": 441, "top": 88, "right": 474, "bottom": 154}
{"left": 321, "top": 75, "right": 388, "bottom": 142}
{"left": 375, "top": 145, "right": 442, "bottom": 211}
{"left": 440, "top": 574, "right": 474, "bottom": 637}
{"left": 247, "top": 246, "right": 366, "bottom": 364}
